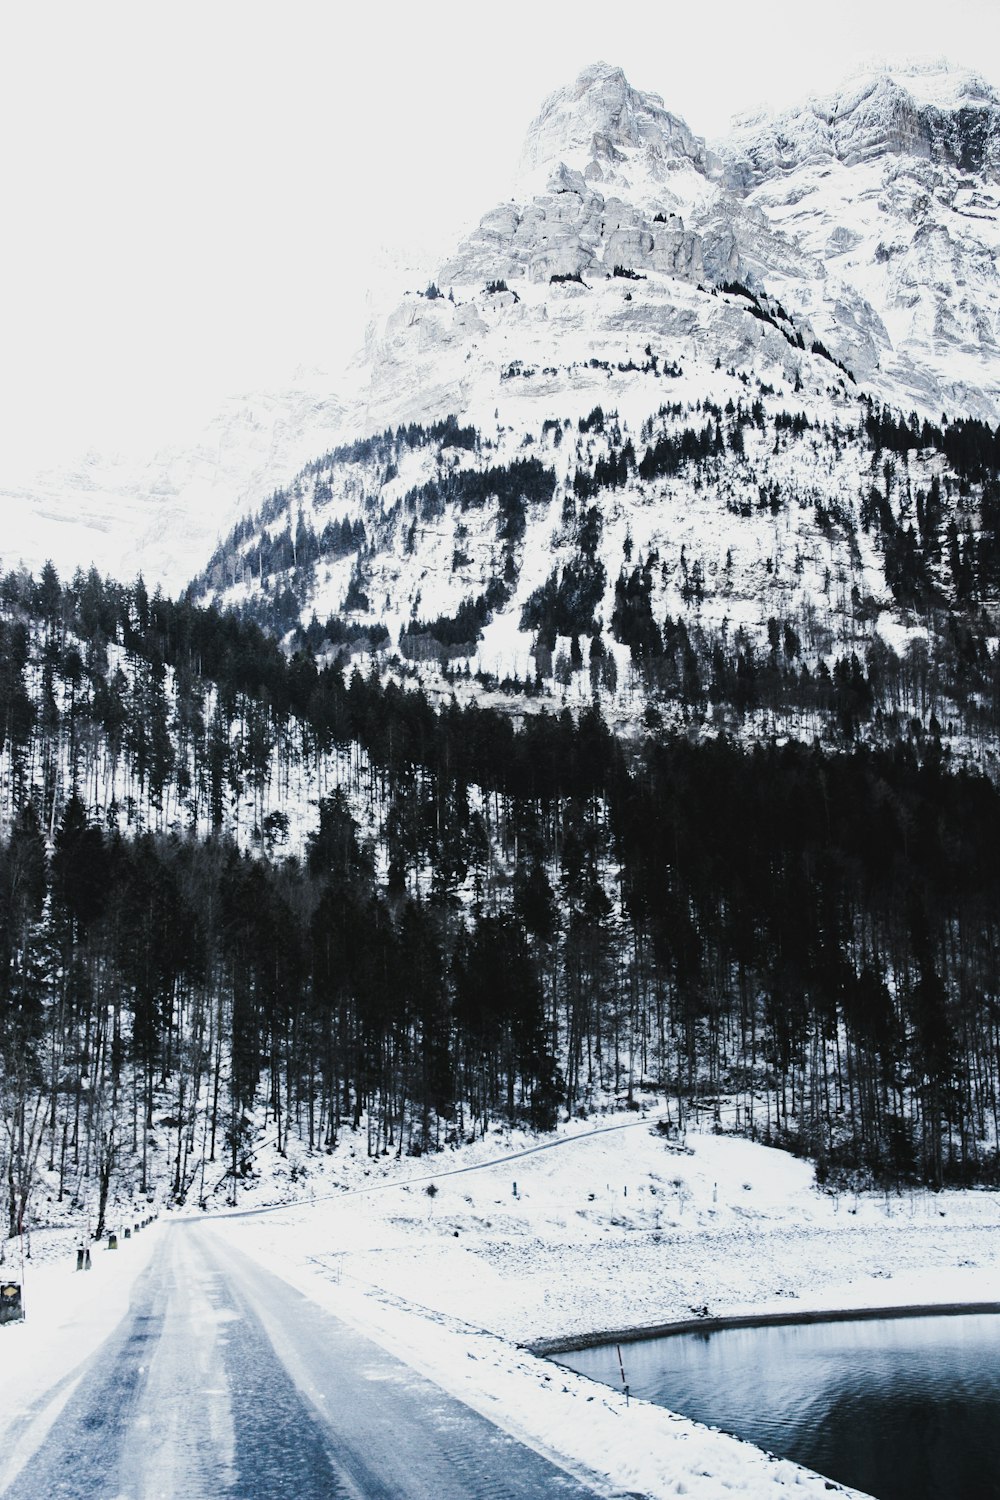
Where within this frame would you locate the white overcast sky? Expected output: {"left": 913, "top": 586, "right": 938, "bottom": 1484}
{"left": 1, "top": 0, "right": 997, "bottom": 471}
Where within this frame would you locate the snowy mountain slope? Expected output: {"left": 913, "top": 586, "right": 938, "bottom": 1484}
{"left": 429, "top": 59, "right": 1000, "bottom": 423}
{"left": 198, "top": 338, "right": 871, "bottom": 659}
{"left": 439, "top": 58, "right": 1000, "bottom": 423}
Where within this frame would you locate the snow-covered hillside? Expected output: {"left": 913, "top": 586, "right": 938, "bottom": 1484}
{"left": 195, "top": 351, "right": 902, "bottom": 674}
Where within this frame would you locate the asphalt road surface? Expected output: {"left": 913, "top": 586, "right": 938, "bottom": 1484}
{"left": 1, "top": 1224, "right": 613, "bottom": 1499}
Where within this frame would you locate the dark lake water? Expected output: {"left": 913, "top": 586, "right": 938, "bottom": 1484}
{"left": 554, "top": 1312, "right": 1000, "bottom": 1499}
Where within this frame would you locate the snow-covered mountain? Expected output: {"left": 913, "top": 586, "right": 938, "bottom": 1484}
{"left": 186, "top": 59, "right": 1000, "bottom": 738}
{"left": 10, "top": 59, "right": 1000, "bottom": 649}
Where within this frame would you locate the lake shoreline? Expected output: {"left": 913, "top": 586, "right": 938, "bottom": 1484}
{"left": 531, "top": 1298, "right": 1000, "bottom": 1356}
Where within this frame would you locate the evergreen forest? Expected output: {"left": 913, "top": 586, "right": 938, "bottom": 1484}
{"left": 3, "top": 558, "right": 1000, "bottom": 1244}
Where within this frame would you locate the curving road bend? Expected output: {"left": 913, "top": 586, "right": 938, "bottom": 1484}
{"left": 0, "top": 1224, "right": 614, "bottom": 1500}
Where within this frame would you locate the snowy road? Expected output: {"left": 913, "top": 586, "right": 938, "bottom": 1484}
{"left": 1, "top": 1224, "right": 612, "bottom": 1500}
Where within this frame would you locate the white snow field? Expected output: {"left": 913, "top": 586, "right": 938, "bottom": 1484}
{"left": 4, "top": 1113, "right": 997, "bottom": 1497}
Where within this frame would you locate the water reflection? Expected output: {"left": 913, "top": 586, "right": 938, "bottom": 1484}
{"left": 555, "top": 1313, "right": 1000, "bottom": 1499}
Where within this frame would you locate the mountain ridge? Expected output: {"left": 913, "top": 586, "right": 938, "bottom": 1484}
{"left": 6, "top": 57, "right": 1000, "bottom": 600}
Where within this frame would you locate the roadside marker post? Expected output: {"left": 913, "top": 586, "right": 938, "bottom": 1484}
{"left": 616, "top": 1343, "right": 630, "bottom": 1407}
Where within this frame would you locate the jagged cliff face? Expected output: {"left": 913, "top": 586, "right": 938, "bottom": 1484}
{"left": 439, "top": 63, "right": 717, "bottom": 291}
{"left": 437, "top": 167, "right": 705, "bottom": 288}
{"left": 721, "top": 67, "right": 1000, "bottom": 185}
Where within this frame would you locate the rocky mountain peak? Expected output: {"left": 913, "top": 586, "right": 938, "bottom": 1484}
{"left": 517, "top": 61, "right": 715, "bottom": 203}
